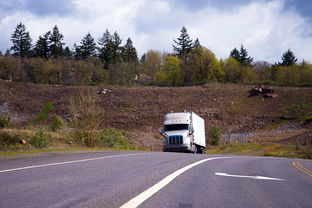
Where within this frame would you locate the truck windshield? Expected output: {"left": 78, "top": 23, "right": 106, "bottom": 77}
{"left": 165, "top": 124, "right": 189, "bottom": 131}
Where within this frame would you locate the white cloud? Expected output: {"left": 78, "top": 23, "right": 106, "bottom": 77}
{"left": 0, "top": 0, "right": 311, "bottom": 63}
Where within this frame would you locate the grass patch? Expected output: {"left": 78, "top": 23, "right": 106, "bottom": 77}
{"left": 281, "top": 103, "right": 312, "bottom": 120}
{"left": 0, "top": 129, "right": 51, "bottom": 149}
{"left": 1, "top": 127, "right": 143, "bottom": 152}
{"left": 206, "top": 143, "right": 267, "bottom": 155}
{"left": 0, "top": 147, "right": 147, "bottom": 156}
{"left": 29, "top": 129, "right": 51, "bottom": 148}
{"left": 50, "top": 116, "right": 67, "bottom": 132}
{"left": 99, "top": 128, "right": 134, "bottom": 150}
{"left": 71, "top": 128, "right": 136, "bottom": 150}
{"left": 206, "top": 142, "right": 312, "bottom": 159}
{"left": 35, "top": 102, "right": 54, "bottom": 123}
{"left": 258, "top": 120, "right": 289, "bottom": 131}
{"left": 119, "top": 105, "right": 138, "bottom": 113}
{"left": 0, "top": 115, "right": 11, "bottom": 128}
{"left": 262, "top": 143, "right": 312, "bottom": 159}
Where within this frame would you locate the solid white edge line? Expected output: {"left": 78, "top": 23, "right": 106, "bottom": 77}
{"left": 215, "top": 172, "right": 284, "bottom": 181}
{"left": 0, "top": 153, "right": 145, "bottom": 173}
{"left": 120, "top": 157, "right": 233, "bottom": 208}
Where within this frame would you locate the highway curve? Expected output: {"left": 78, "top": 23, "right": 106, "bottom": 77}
{"left": 0, "top": 151, "right": 311, "bottom": 208}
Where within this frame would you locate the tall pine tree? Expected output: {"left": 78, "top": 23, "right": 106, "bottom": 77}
{"left": 111, "top": 31, "right": 122, "bottom": 64}
{"left": 229, "top": 45, "right": 253, "bottom": 65}
{"left": 79, "top": 32, "right": 96, "bottom": 59}
{"left": 193, "top": 38, "right": 201, "bottom": 48}
{"left": 239, "top": 45, "right": 253, "bottom": 65}
{"left": 10, "top": 22, "right": 32, "bottom": 57}
{"left": 98, "top": 29, "right": 112, "bottom": 68}
{"left": 49, "top": 25, "right": 64, "bottom": 58}
{"left": 279, "top": 49, "right": 297, "bottom": 66}
{"left": 121, "top": 38, "right": 138, "bottom": 63}
{"left": 173, "top": 26, "right": 193, "bottom": 58}
{"left": 34, "top": 31, "right": 51, "bottom": 59}
{"left": 230, "top": 47, "right": 240, "bottom": 62}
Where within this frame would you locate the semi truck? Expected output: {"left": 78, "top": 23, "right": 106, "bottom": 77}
{"left": 160, "top": 112, "right": 206, "bottom": 153}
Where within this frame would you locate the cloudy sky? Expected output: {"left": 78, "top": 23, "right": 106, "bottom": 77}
{"left": 0, "top": 0, "right": 311, "bottom": 63}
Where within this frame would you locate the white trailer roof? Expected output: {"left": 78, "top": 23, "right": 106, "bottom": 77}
{"left": 164, "top": 112, "right": 191, "bottom": 125}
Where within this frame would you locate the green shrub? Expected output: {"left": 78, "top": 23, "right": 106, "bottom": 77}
{"left": 207, "top": 125, "right": 222, "bottom": 146}
{"left": 30, "top": 129, "right": 50, "bottom": 148}
{"left": 0, "top": 131, "right": 20, "bottom": 148}
{"left": 36, "top": 102, "right": 54, "bottom": 123}
{"left": 70, "top": 128, "right": 135, "bottom": 149}
{"left": 50, "top": 116, "right": 66, "bottom": 131}
{"left": 72, "top": 130, "right": 99, "bottom": 147}
{"left": 0, "top": 115, "right": 10, "bottom": 128}
{"left": 99, "top": 128, "right": 134, "bottom": 149}
{"left": 281, "top": 103, "right": 312, "bottom": 119}
{"left": 68, "top": 90, "right": 102, "bottom": 130}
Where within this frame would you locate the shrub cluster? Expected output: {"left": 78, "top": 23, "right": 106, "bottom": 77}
{"left": 0, "top": 115, "right": 10, "bottom": 128}
{"left": 207, "top": 125, "right": 222, "bottom": 146}
{"left": 0, "top": 129, "right": 51, "bottom": 149}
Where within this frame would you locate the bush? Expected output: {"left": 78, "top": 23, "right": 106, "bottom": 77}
{"left": 30, "top": 129, "right": 51, "bottom": 148}
{"left": 36, "top": 102, "right": 54, "bottom": 123}
{"left": 99, "top": 128, "right": 134, "bottom": 149}
{"left": 0, "top": 131, "right": 20, "bottom": 148}
{"left": 50, "top": 116, "right": 66, "bottom": 131}
{"left": 0, "top": 115, "right": 10, "bottom": 128}
{"left": 72, "top": 130, "right": 99, "bottom": 147}
{"left": 71, "top": 128, "right": 134, "bottom": 149}
{"left": 207, "top": 125, "right": 222, "bottom": 146}
{"left": 68, "top": 89, "right": 102, "bottom": 130}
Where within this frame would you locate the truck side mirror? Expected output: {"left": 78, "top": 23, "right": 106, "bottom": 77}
{"left": 189, "top": 128, "right": 194, "bottom": 135}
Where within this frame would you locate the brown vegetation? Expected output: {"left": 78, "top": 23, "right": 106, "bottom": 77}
{"left": 1, "top": 80, "right": 311, "bottom": 150}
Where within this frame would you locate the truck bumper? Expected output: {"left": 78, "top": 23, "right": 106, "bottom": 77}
{"left": 163, "top": 144, "right": 191, "bottom": 152}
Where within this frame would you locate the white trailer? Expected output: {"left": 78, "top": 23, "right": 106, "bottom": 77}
{"left": 160, "top": 112, "right": 206, "bottom": 153}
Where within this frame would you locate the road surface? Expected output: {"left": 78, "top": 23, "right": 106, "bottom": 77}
{"left": 0, "top": 151, "right": 311, "bottom": 208}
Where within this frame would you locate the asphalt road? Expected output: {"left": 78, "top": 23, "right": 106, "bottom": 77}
{"left": 0, "top": 151, "right": 311, "bottom": 208}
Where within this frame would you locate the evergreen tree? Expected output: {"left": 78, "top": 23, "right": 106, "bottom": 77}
{"left": 173, "top": 26, "right": 193, "bottom": 58}
{"left": 34, "top": 31, "right": 51, "bottom": 59}
{"left": 230, "top": 47, "right": 240, "bottom": 62}
{"left": 280, "top": 49, "right": 297, "bottom": 66}
{"left": 49, "top": 25, "right": 64, "bottom": 57}
{"left": 73, "top": 43, "right": 82, "bottom": 59}
{"left": 121, "top": 38, "right": 138, "bottom": 63}
{"left": 239, "top": 45, "right": 253, "bottom": 65}
{"left": 63, "top": 46, "right": 72, "bottom": 57}
{"left": 98, "top": 29, "right": 112, "bottom": 68}
{"left": 111, "top": 31, "right": 122, "bottom": 64}
{"left": 10, "top": 22, "right": 32, "bottom": 57}
{"left": 193, "top": 38, "right": 201, "bottom": 48}
{"left": 79, "top": 33, "right": 97, "bottom": 59}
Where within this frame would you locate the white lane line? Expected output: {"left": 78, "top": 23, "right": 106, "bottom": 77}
{"left": 120, "top": 156, "right": 233, "bottom": 208}
{"left": 0, "top": 153, "right": 144, "bottom": 173}
{"left": 215, "top": 172, "right": 285, "bottom": 181}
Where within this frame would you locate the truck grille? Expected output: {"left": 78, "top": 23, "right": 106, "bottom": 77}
{"left": 169, "top": 135, "right": 183, "bottom": 145}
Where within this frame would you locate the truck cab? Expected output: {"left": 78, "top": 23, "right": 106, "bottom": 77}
{"left": 160, "top": 112, "right": 206, "bottom": 153}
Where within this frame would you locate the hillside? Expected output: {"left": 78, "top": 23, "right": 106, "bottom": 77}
{"left": 0, "top": 79, "right": 312, "bottom": 150}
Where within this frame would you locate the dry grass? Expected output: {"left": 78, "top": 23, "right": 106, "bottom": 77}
{"left": 206, "top": 142, "right": 312, "bottom": 159}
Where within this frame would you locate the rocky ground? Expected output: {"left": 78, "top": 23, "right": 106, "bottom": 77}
{"left": 1, "top": 79, "right": 311, "bottom": 150}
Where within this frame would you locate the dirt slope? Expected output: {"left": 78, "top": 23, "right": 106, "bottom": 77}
{"left": 1, "top": 80, "right": 312, "bottom": 149}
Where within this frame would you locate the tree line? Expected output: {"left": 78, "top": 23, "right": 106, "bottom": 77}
{"left": 0, "top": 23, "right": 311, "bottom": 86}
